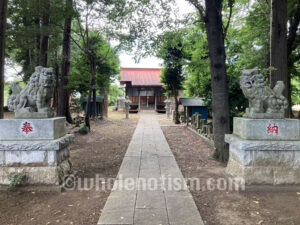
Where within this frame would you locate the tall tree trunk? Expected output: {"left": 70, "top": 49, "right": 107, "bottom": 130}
{"left": 53, "top": 49, "right": 59, "bottom": 108}
{"left": 0, "top": 0, "right": 8, "bottom": 119}
{"left": 92, "top": 88, "right": 97, "bottom": 118}
{"left": 103, "top": 87, "right": 108, "bottom": 118}
{"left": 34, "top": 0, "right": 41, "bottom": 66}
{"left": 270, "top": 0, "right": 289, "bottom": 117}
{"left": 40, "top": 0, "right": 50, "bottom": 67}
{"left": 205, "top": 0, "right": 230, "bottom": 162}
{"left": 174, "top": 93, "right": 180, "bottom": 124}
{"left": 85, "top": 55, "right": 96, "bottom": 129}
{"left": 57, "top": 0, "right": 73, "bottom": 123}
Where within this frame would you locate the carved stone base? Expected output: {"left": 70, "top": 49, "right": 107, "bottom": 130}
{"left": 0, "top": 160, "right": 72, "bottom": 185}
{"left": 225, "top": 134, "right": 300, "bottom": 185}
{"left": 0, "top": 118, "right": 74, "bottom": 187}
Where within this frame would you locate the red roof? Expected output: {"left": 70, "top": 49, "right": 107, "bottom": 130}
{"left": 120, "top": 68, "right": 163, "bottom": 86}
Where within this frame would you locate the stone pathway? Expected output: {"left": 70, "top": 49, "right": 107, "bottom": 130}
{"left": 98, "top": 112, "right": 204, "bottom": 225}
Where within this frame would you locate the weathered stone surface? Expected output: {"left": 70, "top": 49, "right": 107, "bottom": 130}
{"left": 0, "top": 134, "right": 74, "bottom": 151}
{"left": 5, "top": 150, "right": 46, "bottom": 166}
{"left": 225, "top": 134, "right": 300, "bottom": 151}
{"left": 0, "top": 117, "right": 66, "bottom": 140}
{"left": 134, "top": 208, "right": 169, "bottom": 225}
{"left": 233, "top": 117, "right": 300, "bottom": 140}
{"left": 116, "top": 156, "right": 140, "bottom": 179}
{"left": 0, "top": 160, "right": 71, "bottom": 185}
{"left": 226, "top": 133, "right": 300, "bottom": 185}
{"left": 136, "top": 190, "right": 166, "bottom": 209}
{"left": 98, "top": 190, "right": 136, "bottom": 225}
{"left": 240, "top": 69, "right": 288, "bottom": 119}
{"left": 166, "top": 195, "right": 204, "bottom": 225}
{"left": 0, "top": 116, "right": 73, "bottom": 187}
{"left": 8, "top": 66, "right": 55, "bottom": 119}
{"left": 98, "top": 113, "right": 204, "bottom": 224}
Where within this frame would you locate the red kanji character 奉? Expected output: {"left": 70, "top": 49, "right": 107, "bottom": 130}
{"left": 22, "top": 122, "right": 33, "bottom": 134}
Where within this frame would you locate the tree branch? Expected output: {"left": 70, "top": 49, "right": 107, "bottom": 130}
{"left": 223, "top": 0, "right": 234, "bottom": 40}
{"left": 186, "top": 0, "right": 205, "bottom": 21}
{"left": 287, "top": 0, "right": 300, "bottom": 57}
{"left": 70, "top": 35, "right": 86, "bottom": 53}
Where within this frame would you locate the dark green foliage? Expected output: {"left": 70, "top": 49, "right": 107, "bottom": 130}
{"left": 157, "top": 31, "right": 186, "bottom": 124}
{"left": 109, "top": 84, "right": 124, "bottom": 105}
{"left": 6, "top": 0, "right": 65, "bottom": 82}
{"left": 7, "top": 172, "right": 25, "bottom": 190}
{"left": 157, "top": 31, "right": 185, "bottom": 96}
{"left": 79, "top": 125, "right": 90, "bottom": 134}
{"left": 68, "top": 34, "right": 120, "bottom": 94}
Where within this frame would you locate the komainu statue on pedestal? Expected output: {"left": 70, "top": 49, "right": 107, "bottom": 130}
{"left": 240, "top": 68, "right": 288, "bottom": 119}
{"left": 7, "top": 66, "right": 55, "bottom": 118}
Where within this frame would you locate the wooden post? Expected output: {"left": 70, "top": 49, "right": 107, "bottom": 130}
{"left": 155, "top": 93, "right": 157, "bottom": 111}
{"left": 146, "top": 90, "right": 148, "bottom": 108}
{"left": 138, "top": 89, "right": 141, "bottom": 111}
{"left": 186, "top": 107, "right": 189, "bottom": 126}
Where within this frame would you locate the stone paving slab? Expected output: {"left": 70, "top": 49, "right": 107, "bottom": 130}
{"left": 136, "top": 190, "right": 166, "bottom": 209}
{"left": 98, "top": 112, "right": 204, "bottom": 225}
{"left": 134, "top": 208, "right": 169, "bottom": 225}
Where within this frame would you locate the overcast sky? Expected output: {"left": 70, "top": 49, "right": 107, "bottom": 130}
{"left": 5, "top": 0, "right": 195, "bottom": 81}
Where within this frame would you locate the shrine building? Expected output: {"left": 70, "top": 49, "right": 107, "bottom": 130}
{"left": 120, "top": 68, "right": 166, "bottom": 112}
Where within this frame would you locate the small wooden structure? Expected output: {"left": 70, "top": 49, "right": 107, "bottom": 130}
{"left": 180, "top": 97, "right": 208, "bottom": 121}
{"left": 81, "top": 95, "right": 104, "bottom": 116}
{"left": 120, "top": 68, "right": 166, "bottom": 112}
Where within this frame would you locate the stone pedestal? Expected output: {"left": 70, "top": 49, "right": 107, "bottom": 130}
{"left": 0, "top": 117, "right": 74, "bottom": 186}
{"left": 226, "top": 117, "right": 300, "bottom": 185}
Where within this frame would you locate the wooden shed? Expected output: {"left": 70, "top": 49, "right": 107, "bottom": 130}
{"left": 81, "top": 95, "right": 104, "bottom": 116}
{"left": 180, "top": 97, "right": 208, "bottom": 120}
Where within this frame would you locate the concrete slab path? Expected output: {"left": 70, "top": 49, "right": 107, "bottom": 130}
{"left": 98, "top": 112, "right": 204, "bottom": 225}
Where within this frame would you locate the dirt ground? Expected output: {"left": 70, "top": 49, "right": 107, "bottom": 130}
{"left": 2, "top": 110, "right": 300, "bottom": 225}
{"left": 0, "top": 110, "right": 138, "bottom": 225}
{"left": 162, "top": 125, "right": 300, "bottom": 225}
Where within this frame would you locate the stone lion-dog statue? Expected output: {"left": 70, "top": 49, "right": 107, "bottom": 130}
{"left": 240, "top": 68, "right": 288, "bottom": 119}
{"left": 7, "top": 66, "right": 55, "bottom": 118}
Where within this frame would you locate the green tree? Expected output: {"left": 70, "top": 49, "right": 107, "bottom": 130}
{"left": 157, "top": 31, "right": 185, "bottom": 124}
{"left": 71, "top": 0, "right": 177, "bottom": 128}
{"left": 6, "top": 0, "right": 65, "bottom": 81}
{"left": 187, "top": 0, "right": 234, "bottom": 162}
{"left": 68, "top": 33, "right": 120, "bottom": 113}
{"left": 109, "top": 84, "right": 124, "bottom": 106}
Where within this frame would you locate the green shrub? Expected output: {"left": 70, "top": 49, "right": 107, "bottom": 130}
{"left": 79, "top": 125, "right": 90, "bottom": 135}
{"left": 7, "top": 172, "right": 26, "bottom": 190}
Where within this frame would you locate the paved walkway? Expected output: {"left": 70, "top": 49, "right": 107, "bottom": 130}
{"left": 98, "top": 112, "right": 204, "bottom": 225}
